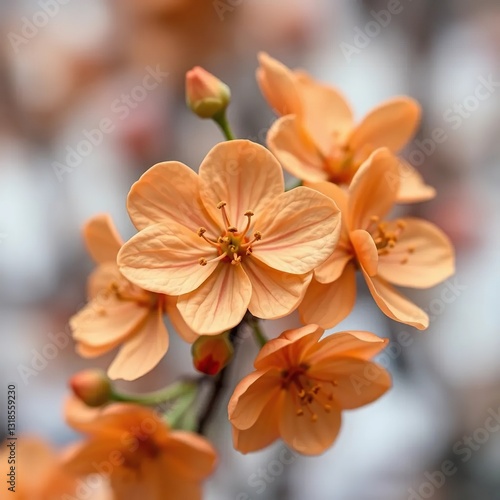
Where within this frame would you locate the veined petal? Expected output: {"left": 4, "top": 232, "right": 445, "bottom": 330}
{"left": 107, "top": 307, "right": 169, "bottom": 381}
{"left": 296, "top": 72, "right": 354, "bottom": 156}
{"left": 256, "top": 52, "right": 301, "bottom": 116}
{"left": 127, "top": 161, "right": 218, "bottom": 233}
{"left": 348, "top": 148, "right": 400, "bottom": 229}
{"left": 279, "top": 391, "right": 342, "bottom": 456}
{"left": 232, "top": 391, "right": 284, "bottom": 454}
{"left": 199, "top": 140, "right": 284, "bottom": 230}
{"left": 70, "top": 296, "right": 148, "bottom": 346}
{"left": 267, "top": 115, "right": 327, "bottom": 182}
{"left": 299, "top": 264, "right": 356, "bottom": 329}
{"left": 350, "top": 229, "right": 378, "bottom": 276}
{"left": 348, "top": 97, "right": 421, "bottom": 153}
{"left": 253, "top": 186, "right": 341, "bottom": 274}
{"left": 118, "top": 220, "right": 219, "bottom": 296}
{"left": 254, "top": 325, "right": 323, "bottom": 371}
{"left": 307, "top": 331, "right": 388, "bottom": 365}
{"left": 164, "top": 296, "right": 199, "bottom": 343}
{"left": 308, "top": 358, "right": 391, "bottom": 409}
{"left": 363, "top": 272, "right": 429, "bottom": 330}
{"left": 176, "top": 264, "right": 252, "bottom": 335}
{"left": 378, "top": 218, "right": 455, "bottom": 288}
{"left": 396, "top": 159, "right": 436, "bottom": 203}
{"left": 84, "top": 214, "right": 123, "bottom": 264}
{"left": 244, "top": 257, "right": 312, "bottom": 319}
{"left": 228, "top": 369, "right": 282, "bottom": 430}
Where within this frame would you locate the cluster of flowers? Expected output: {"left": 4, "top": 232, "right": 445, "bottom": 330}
{"left": 5, "top": 54, "right": 454, "bottom": 499}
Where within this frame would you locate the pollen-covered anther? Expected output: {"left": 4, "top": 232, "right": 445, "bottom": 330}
{"left": 199, "top": 258, "right": 208, "bottom": 266}
{"left": 197, "top": 227, "right": 207, "bottom": 236}
{"left": 231, "top": 254, "right": 242, "bottom": 265}
{"left": 242, "top": 210, "right": 255, "bottom": 235}
{"left": 198, "top": 227, "right": 219, "bottom": 247}
{"left": 216, "top": 201, "right": 227, "bottom": 209}
{"left": 227, "top": 226, "right": 238, "bottom": 233}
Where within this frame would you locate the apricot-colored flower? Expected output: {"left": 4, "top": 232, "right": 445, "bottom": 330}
{"left": 64, "top": 402, "right": 217, "bottom": 500}
{"left": 257, "top": 52, "right": 435, "bottom": 203}
{"left": 70, "top": 214, "right": 197, "bottom": 381}
{"left": 118, "top": 140, "right": 341, "bottom": 334}
{"left": 229, "top": 324, "right": 391, "bottom": 455}
{"left": 0, "top": 436, "right": 110, "bottom": 500}
{"left": 299, "top": 148, "right": 455, "bottom": 330}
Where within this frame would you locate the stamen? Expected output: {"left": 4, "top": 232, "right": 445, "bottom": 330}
{"left": 197, "top": 227, "right": 219, "bottom": 247}
{"left": 198, "top": 252, "right": 228, "bottom": 266}
{"left": 242, "top": 210, "right": 254, "bottom": 235}
{"left": 217, "top": 201, "right": 232, "bottom": 230}
{"left": 231, "top": 253, "right": 242, "bottom": 265}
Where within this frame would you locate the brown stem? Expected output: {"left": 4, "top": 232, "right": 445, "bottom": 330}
{"left": 196, "top": 321, "right": 243, "bottom": 434}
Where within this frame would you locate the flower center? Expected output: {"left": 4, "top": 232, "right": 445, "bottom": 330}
{"left": 366, "top": 216, "right": 415, "bottom": 264}
{"left": 281, "top": 364, "right": 337, "bottom": 422}
{"left": 105, "top": 277, "right": 158, "bottom": 308}
{"left": 197, "top": 201, "right": 262, "bottom": 266}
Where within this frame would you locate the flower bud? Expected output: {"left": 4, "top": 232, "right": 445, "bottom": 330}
{"left": 192, "top": 332, "right": 234, "bottom": 375}
{"left": 185, "top": 66, "right": 231, "bottom": 119}
{"left": 70, "top": 369, "right": 112, "bottom": 407}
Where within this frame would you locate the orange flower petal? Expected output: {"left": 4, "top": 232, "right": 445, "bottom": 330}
{"left": 348, "top": 148, "right": 400, "bottom": 229}
{"left": 163, "top": 431, "right": 217, "bottom": 480}
{"left": 350, "top": 229, "right": 378, "bottom": 276}
{"left": 229, "top": 370, "right": 281, "bottom": 430}
{"left": 107, "top": 308, "right": 169, "bottom": 381}
{"left": 308, "top": 358, "right": 391, "bottom": 409}
{"left": 267, "top": 115, "right": 327, "bottom": 182}
{"left": 243, "top": 257, "right": 312, "bottom": 319}
{"left": 348, "top": 97, "right": 421, "bottom": 153}
{"left": 86, "top": 262, "right": 121, "bottom": 299}
{"left": 84, "top": 214, "right": 123, "bottom": 264}
{"left": 232, "top": 391, "right": 283, "bottom": 454}
{"left": 253, "top": 325, "right": 323, "bottom": 371}
{"left": 299, "top": 264, "right": 356, "bottom": 329}
{"left": 63, "top": 437, "right": 122, "bottom": 476}
{"left": 363, "top": 273, "right": 429, "bottom": 329}
{"left": 256, "top": 52, "right": 301, "bottom": 116}
{"left": 307, "top": 331, "right": 389, "bottom": 364}
{"left": 76, "top": 340, "right": 121, "bottom": 358}
{"left": 253, "top": 186, "right": 341, "bottom": 274}
{"left": 165, "top": 296, "right": 199, "bottom": 343}
{"left": 127, "top": 161, "right": 218, "bottom": 233}
{"left": 279, "top": 391, "right": 342, "bottom": 455}
{"left": 176, "top": 264, "right": 252, "bottom": 334}
{"left": 118, "top": 220, "right": 219, "bottom": 296}
{"left": 296, "top": 72, "right": 353, "bottom": 156}
{"left": 377, "top": 218, "right": 455, "bottom": 289}
{"left": 70, "top": 296, "right": 148, "bottom": 346}
{"left": 198, "top": 140, "right": 284, "bottom": 230}
{"left": 396, "top": 159, "right": 436, "bottom": 203}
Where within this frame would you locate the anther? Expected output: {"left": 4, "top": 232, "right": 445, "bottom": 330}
{"left": 244, "top": 210, "right": 254, "bottom": 217}
{"left": 400, "top": 257, "right": 409, "bottom": 265}
{"left": 197, "top": 227, "right": 207, "bottom": 236}
{"left": 227, "top": 226, "right": 238, "bottom": 233}
{"left": 296, "top": 409, "right": 304, "bottom": 417}
{"left": 254, "top": 231, "right": 262, "bottom": 241}
{"left": 216, "top": 201, "right": 227, "bottom": 209}
{"left": 199, "top": 258, "right": 207, "bottom": 266}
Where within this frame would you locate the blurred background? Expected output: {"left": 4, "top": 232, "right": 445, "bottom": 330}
{"left": 0, "top": 0, "right": 499, "bottom": 498}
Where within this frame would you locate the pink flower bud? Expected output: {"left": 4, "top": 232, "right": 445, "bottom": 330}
{"left": 186, "top": 66, "right": 231, "bottom": 119}
{"left": 70, "top": 369, "right": 112, "bottom": 407}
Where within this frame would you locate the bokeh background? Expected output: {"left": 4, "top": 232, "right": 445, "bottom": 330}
{"left": 1, "top": 0, "right": 499, "bottom": 499}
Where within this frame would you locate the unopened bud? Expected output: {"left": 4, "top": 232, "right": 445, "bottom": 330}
{"left": 192, "top": 332, "right": 234, "bottom": 375}
{"left": 70, "top": 369, "right": 112, "bottom": 407}
{"left": 186, "top": 66, "right": 231, "bottom": 119}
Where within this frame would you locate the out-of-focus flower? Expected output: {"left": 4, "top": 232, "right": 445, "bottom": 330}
{"left": 229, "top": 325, "right": 390, "bottom": 455}
{"left": 70, "top": 215, "right": 197, "bottom": 381}
{"left": 257, "top": 52, "right": 435, "bottom": 203}
{"left": 186, "top": 66, "right": 231, "bottom": 119}
{"left": 192, "top": 332, "right": 234, "bottom": 375}
{"left": 0, "top": 436, "right": 104, "bottom": 499}
{"left": 299, "top": 148, "right": 455, "bottom": 330}
{"left": 64, "top": 403, "right": 217, "bottom": 500}
{"left": 70, "top": 369, "right": 112, "bottom": 407}
{"left": 118, "top": 140, "right": 341, "bottom": 334}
